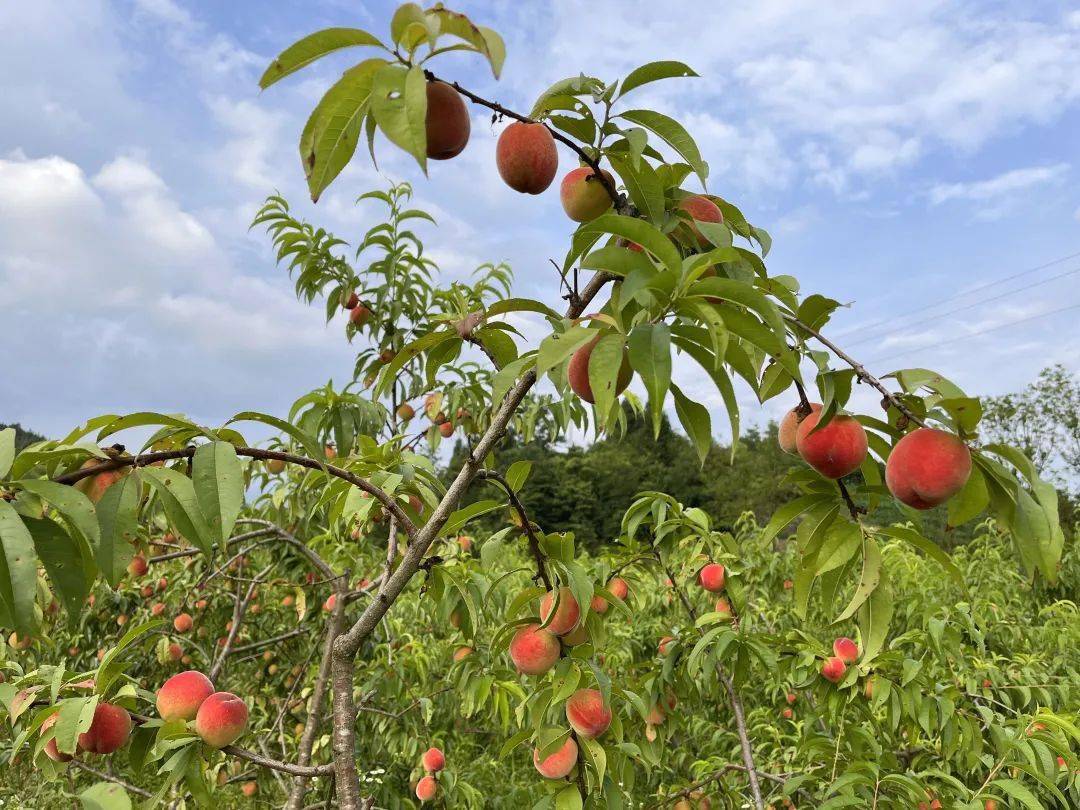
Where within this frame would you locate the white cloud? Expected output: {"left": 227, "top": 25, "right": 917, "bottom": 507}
{"left": 928, "top": 163, "right": 1070, "bottom": 218}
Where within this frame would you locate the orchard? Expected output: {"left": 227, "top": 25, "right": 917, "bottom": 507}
{"left": 1, "top": 4, "right": 1078, "bottom": 809}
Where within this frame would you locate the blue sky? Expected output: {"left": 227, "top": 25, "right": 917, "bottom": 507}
{"left": 2, "top": 0, "right": 1079, "bottom": 443}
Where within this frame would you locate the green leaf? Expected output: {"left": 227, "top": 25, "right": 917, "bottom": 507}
{"left": 505, "top": 461, "right": 532, "bottom": 493}
{"left": 618, "top": 60, "right": 698, "bottom": 97}
{"left": 628, "top": 324, "right": 672, "bottom": 438}
{"left": 991, "top": 778, "right": 1042, "bottom": 810}
{"left": 390, "top": 4, "right": 431, "bottom": 47}
{"left": 95, "top": 619, "right": 166, "bottom": 696}
{"left": 834, "top": 538, "right": 881, "bottom": 622}
{"left": 555, "top": 784, "right": 584, "bottom": 810}
{"left": 427, "top": 8, "right": 506, "bottom": 79}
{"left": 370, "top": 63, "right": 428, "bottom": 173}
{"left": 96, "top": 412, "right": 209, "bottom": 443}
{"left": 0, "top": 501, "right": 38, "bottom": 635}
{"left": 302, "top": 58, "right": 385, "bottom": 202}
{"left": 671, "top": 384, "right": 712, "bottom": 465}
{"left": 0, "top": 427, "right": 14, "bottom": 478}
{"left": 874, "top": 525, "right": 963, "bottom": 585}
{"left": 228, "top": 411, "right": 326, "bottom": 467}
{"left": 857, "top": 569, "right": 893, "bottom": 664}
{"left": 79, "top": 781, "right": 131, "bottom": 810}
{"left": 192, "top": 442, "right": 243, "bottom": 550}
{"left": 485, "top": 297, "right": 561, "bottom": 321}
{"left": 25, "top": 517, "right": 91, "bottom": 622}
{"left": 618, "top": 109, "right": 708, "bottom": 187}
{"left": 56, "top": 695, "right": 98, "bottom": 757}
{"left": 588, "top": 333, "right": 627, "bottom": 425}
{"left": 537, "top": 325, "right": 594, "bottom": 381}
{"left": 16, "top": 479, "right": 100, "bottom": 549}
{"left": 609, "top": 156, "right": 665, "bottom": 224}
{"left": 259, "top": 28, "right": 385, "bottom": 89}
{"left": 140, "top": 467, "right": 213, "bottom": 556}
{"left": 570, "top": 213, "right": 682, "bottom": 274}
{"left": 444, "top": 500, "right": 502, "bottom": 536}
{"left": 94, "top": 472, "right": 139, "bottom": 587}
{"left": 946, "top": 464, "right": 989, "bottom": 527}
{"left": 815, "top": 520, "right": 862, "bottom": 575}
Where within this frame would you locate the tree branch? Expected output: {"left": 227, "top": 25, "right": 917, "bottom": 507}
{"left": 477, "top": 469, "right": 552, "bottom": 590}
{"left": 70, "top": 759, "right": 153, "bottom": 798}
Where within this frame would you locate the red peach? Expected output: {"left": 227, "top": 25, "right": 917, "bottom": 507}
{"left": 415, "top": 775, "right": 437, "bottom": 802}
{"left": 822, "top": 656, "right": 847, "bottom": 684}
{"left": 496, "top": 122, "right": 558, "bottom": 194}
{"left": 157, "top": 670, "right": 215, "bottom": 722}
{"left": 560, "top": 167, "right": 614, "bottom": 222}
{"left": 194, "top": 692, "right": 249, "bottom": 748}
{"left": 421, "top": 746, "right": 445, "bottom": 772}
{"left": 567, "top": 335, "right": 632, "bottom": 404}
{"left": 678, "top": 195, "right": 723, "bottom": 246}
{"left": 77, "top": 703, "right": 132, "bottom": 754}
{"left": 885, "top": 428, "right": 972, "bottom": 509}
{"left": 173, "top": 613, "right": 193, "bottom": 633}
{"left": 425, "top": 81, "right": 470, "bottom": 160}
{"left": 698, "top": 563, "right": 726, "bottom": 592}
{"left": 533, "top": 736, "right": 578, "bottom": 779}
{"left": 795, "top": 411, "right": 868, "bottom": 479}
{"left": 509, "top": 624, "right": 560, "bottom": 676}
{"left": 539, "top": 587, "right": 581, "bottom": 636}
{"left": 41, "top": 713, "right": 72, "bottom": 762}
{"left": 833, "top": 637, "right": 859, "bottom": 664}
{"left": 566, "top": 688, "right": 612, "bottom": 739}
{"left": 778, "top": 403, "right": 822, "bottom": 455}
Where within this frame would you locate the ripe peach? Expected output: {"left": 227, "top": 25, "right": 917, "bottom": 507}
{"left": 128, "top": 554, "right": 148, "bottom": 577}
{"left": 241, "top": 782, "right": 258, "bottom": 797}
{"left": 885, "top": 428, "right": 972, "bottom": 509}
{"left": 324, "top": 445, "right": 337, "bottom": 461}
{"left": 509, "top": 624, "right": 560, "bottom": 675}
{"left": 698, "top": 563, "right": 725, "bottom": 592}
{"left": 9, "top": 632, "right": 32, "bottom": 650}
{"left": 425, "top": 80, "right": 470, "bottom": 160}
{"left": 141, "top": 585, "right": 154, "bottom": 598}
{"left": 349, "top": 304, "right": 371, "bottom": 327}
{"left": 157, "top": 670, "right": 215, "bottom": 722}
{"left": 41, "top": 713, "right": 72, "bottom": 762}
{"left": 658, "top": 636, "right": 674, "bottom": 656}
{"left": 457, "top": 535, "right": 472, "bottom": 552}
{"left": 778, "top": 403, "right": 822, "bottom": 454}
{"left": 422, "top": 746, "right": 445, "bottom": 772}
{"left": 608, "top": 577, "right": 628, "bottom": 600}
{"left": 795, "top": 411, "right": 868, "bottom": 479}
{"left": 590, "top": 594, "right": 608, "bottom": 614}
{"left": 415, "top": 775, "right": 437, "bottom": 802}
{"left": 266, "top": 458, "right": 286, "bottom": 474}
{"left": 821, "top": 656, "right": 847, "bottom": 683}
{"left": 833, "top": 637, "right": 859, "bottom": 664}
{"left": 151, "top": 602, "right": 165, "bottom": 617}
{"left": 567, "top": 335, "right": 632, "bottom": 404}
{"left": 560, "top": 167, "right": 614, "bottom": 222}
{"left": 397, "top": 403, "right": 415, "bottom": 421}
{"left": 323, "top": 594, "right": 337, "bottom": 612}
{"left": 342, "top": 290, "right": 359, "bottom": 310}
{"left": 168, "top": 643, "right": 183, "bottom": 662}
{"left": 438, "top": 421, "right": 455, "bottom": 438}
{"left": 782, "top": 707, "right": 793, "bottom": 720}
{"left": 77, "top": 703, "right": 132, "bottom": 754}
{"left": 783, "top": 579, "right": 794, "bottom": 590}
{"left": 563, "top": 624, "right": 589, "bottom": 646}
{"left": 678, "top": 195, "right": 723, "bottom": 247}
{"left": 539, "top": 587, "right": 581, "bottom": 636}
{"left": 496, "top": 122, "right": 558, "bottom": 194}
{"left": 566, "top": 688, "right": 612, "bottom": 739}
{"left": 533, "top": 736, "right": 578, "bottom": 779}
{"left": 452, "top": 646, "right": 472, "bottom": 662}
{"left": 173, "top": 613, "right": 193, "bottom": 633}
{"left": 645, "top": 703, "right": 666, "bottom": 725}
{"left": 195, "top": 692, "right": 249, "bottom": 748}
{"left": 785, "top": 692, "right": 797, "bottom": 705}
{"left": 984, "top": 801, "right": 998, "bottom": 810}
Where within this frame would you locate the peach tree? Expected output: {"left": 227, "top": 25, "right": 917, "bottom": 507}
{"left": 1, "top": 3, "right": 1077, "bottom": 808}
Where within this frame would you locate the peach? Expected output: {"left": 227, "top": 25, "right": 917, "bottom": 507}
{"left": 323, "top": 594, "right": 337, "bottom": 612}
{"left": 509, "top": 624, "right": 560, "bottom": 675}
{"left": 151, "top": 602, "right": 166, "bottom": 617}
{"left": 698, "top": 563, "right": 725, "bottom": 592}
{"left": 397, "top": 403, "right": 415, "bottom": 421}
{"left": 821, "top": 657, "right": 846, "bottom": 683}
{"left": 438, "top": 421, "right": 455, "bottom": 438}
{"left": 778, "top": 403, "right": 822, "bottom": 455}
{"left": 795, "top": 411, "right": 868, "bottom": 479}
{"left": 714, "top": 597, "right": 733, "bottom": 620}
{"left": 785, "top": 692, "right": 797, "bottom": 705}
{"left": 141, "top": 585, "right": 154, "bottom": 598}
{"left": 658, "top": 636, "right": 674, "bottom": 656}
{"left": 128, "top": 555, "right": 148, "bottom": 577}
{"left": 425, "top": 81, "right": 470, "bottom": 160}
{"left": 645, "top": 703, "right": 666, "bottom": 725}
{"left": 457, "top": 535, "right": 472, "bottom": 551}
{"left": 324, "top": 445, "right": 337, "bottom": 461}
{"left": 173, "top": 613, "right": 193, "bottom": 633}
{"left": 560, "top": 167, "right": 614, "bottom": 222}
{"left": 608, "top": 577, "right": 628, "bottom": 600}
{"left": 566, "top": 688, "right": 611, "bottom": 739}
{"left": 533, "top": 736, "right": 578, "bottom": 779}
{"left": 885, "top": 428, "right": 972, "bottom": 509}
{"left": 539, "top": 587, "right": 580, "bottom": 636}
{"left": 563, "top": 624, "right": 589, "bottom": 647}
{"left": 496, "top": 122, "right": 558, "bottom": 194}
{"left": 415, "top": 775, "right": 437, "bottom": 802}
{"left": 452, "top": 646, "right": 472, "bottom": 663}
{"left": 678, "top": 195, "right": 723, "bottom": 247}
{"left": 241, "top": 782, "right": 258, "bottom": 797}
{"left": 342, "top": 290, "right": 359, "bottom": 310}
{"left": 77, "top": 703, "right": 132, "bottom": 754}
{"left": 195, "top": 692, "right": 249, "bottom": 748}
{"left": 379, "top": 348, "right": 396, "bottom": 364}
{"left": 422, "top": 746, "right": 445, "bottom": 772}
{"left": 833, "top": 637, "right": 859, "bottom": 664}
{"left": 157, "top": 670, "right": 215, "bottom": 722}
{"left": 782, "top": 707, "right": 793, "bottom": 720}
{"left": 266, "top": 458, "right": 286, "bottom": 474}
{"left": 9, "top": 632, "right": 32, "bottom": 650}
{"left": 349, "top": 304, "right": 371, "bottom": 327}
{"left": 74, "top": 460, "right": 127, "bottom": 504}
{"left": 168, "top": 643, "right": 183, "bottom": 662}
{"left": 590, "top": 594, "right": 608, "bottom": 614}
{"left": 41, "top": 713, "right": 72, "bottom": 762}
{"left": 567, "top": 335, "right": 632, "bottom": 404}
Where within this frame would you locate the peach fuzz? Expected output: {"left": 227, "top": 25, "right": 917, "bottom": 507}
{"left": 496, "top": 122, "right": 558, "bottom": 194}
{"left": 539, "top": 586, "right": 581, "bottom": 636}
{"left": 885, "top": 427, "right": 971, "bottom": 509}
{"left": 795, "top": 411, "right": 868, "bottom": 479}
{"left": 509, "top": 624, "right": 560, "bottom": 675}
{"left": 157, "top": 670, "right": 215, "bottom": 722}
{"left": 566, "top": 688, "right": 612, "bottom": 739}
{"left": 195, "top": 691, "right": 249, "bottom": 748}
{"left": 567, "top": 335, "right": 632, "bottom": 404}
{"left": 533, "top": 736, "right": 578, "bottom": 779}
